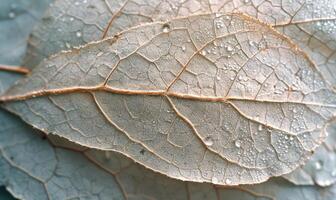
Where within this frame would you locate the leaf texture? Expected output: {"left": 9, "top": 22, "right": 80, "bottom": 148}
{"left": 2, "top": 13, "right": 336, "bottom": 185}
{"left": 0, "top": 110, "right": 125, "bottom": 200}
{"left": 0, "top": 0, "right": 51, "bottom": 94}
{"left": 25, "top": 0, "right": 336, "bottom": 89}
{"left": 21, "top": 0, "right": 336, "bottom": 186}
{"left": 283, "top": 121, "right": 336, "bottom": 187}
{"left": 2, "top": 113, "right": 336, "bottom": 200}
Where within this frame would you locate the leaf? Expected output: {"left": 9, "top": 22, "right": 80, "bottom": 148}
{"left": 25, "top": 0, "right": 336, "bottom": 89}
{"left": 0, "top": 0, "right": 52, "bottom": 94}
{"left": 2, "top": 114, "right": 336, "bottom": 200}
{"left": 1, "top": 13, "right": 335, "bottom": 185}
{"left": 283, "top": 121, "right": 336, "bottom": 187}
{"left": 0, "top": 110, "right": 125, "bottom": 200}
{"left": 22, "top": 0, "right": 336, "bottom": 186}
{"left": 23, "top": 0, "right": 214, "bottom": 68}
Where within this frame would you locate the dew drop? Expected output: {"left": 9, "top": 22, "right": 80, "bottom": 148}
{"left": 258, "top": 124, "right": 263, "bottom": 131}
{"left": 225, "top": 178, "right": 232, "bottom": 184}
{"left": 181, "top": 45, "right": 186, "bottom": 52}
{"left": 332, "top": 169, "right": 336, "bottom": 177}
{"left": 162, "top": 24, "right": 170, "bottom": 33}
{"left": 204, "top": 136, "right": 214, "bottom": 146}
{"left": 216, "top": 76, "right": 221, "bottom": 81}
{"left": 212, "top": 177, "right": 219, "bottom": 184}
{"left": 315, "top": 161, "right": 323, "bottom": 170}
{"left": 8, "top": 12, "right": 15, "bottom": 18}
{"left": 226, "top": 45, "right": 233, "bottom": 52}
{"left": 70, "top": 17, "right": 74, "bottom": 21}
{"left": 65, "top": 42, "right": 71, "bottom": 49}
{"left": 76, "top": 31, "right": 82, "bottom": 37}
{"left": 235, "top": 140, "right": 241, "bottom": 148}
{"left": 201, "top": 49, "right": 207, "bottom": 56}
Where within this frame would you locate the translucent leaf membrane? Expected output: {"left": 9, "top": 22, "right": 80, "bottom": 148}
{"left": 283, "top": 121, "right": 336, "bottom": 187}
{"left": 21, "top": 0, "right": 336, "bottom": 187}
{"left": 2, "top": 13, "right": 336, "bottom": 185}
{"left": 25, "top": 0, "right": 336, "bottom": 89}
{"left": 1, "top": 111, "right": 336, "bottom": 200}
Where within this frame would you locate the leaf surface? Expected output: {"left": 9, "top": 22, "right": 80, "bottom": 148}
{"left": 2, "top": 115, "right": 336, "bottom": 200}
{"left": 0, "top": 110, "right": 125, "bottom": 200}
{"left": 25, "top": 0, "right": 336, "bottom": 89}
{"left": 283, "top": 121, "right": 336, "bottom": 187}
{"left": 0, "top": 0, "right": 51, "bottom": 94}
{"left": 2, "top": 13, "right": 336, "bottom": 185}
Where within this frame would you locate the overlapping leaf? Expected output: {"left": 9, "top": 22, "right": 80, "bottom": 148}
{"left": 0, "top": 0, "right": 51, "bottom": 94}
{"left": 2, "top": 13, "right": 336, "bottom": 185}
{"left": 2, "top": 113, "right": 336, "bottom": 200}
{"left": 283, "top": 121, "right": 336, "bottom": 186}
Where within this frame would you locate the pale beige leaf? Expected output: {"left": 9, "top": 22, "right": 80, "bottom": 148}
{"left": 2, "top": 13, "right": 336, "bottom": 185}
{"left": 26, "top": 0, "right": 336, "bottom": 89}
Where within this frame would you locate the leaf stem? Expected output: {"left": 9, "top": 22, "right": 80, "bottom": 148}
{"left": 0, "top": 65, "right": 30, "bottom": 74}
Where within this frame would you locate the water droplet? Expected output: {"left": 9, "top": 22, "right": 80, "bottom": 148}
{"left": 162, "top": 24, "right": 170, "bottom": 33}
{"left": 235, "top": 140, "right": 241, "bottom": 148}
{"left": 258, "top": 124, "right": 263, "bottom": 131}
{"left": 152, "top": 120, "right": 156, "bottom": 124}
{"left": 226, "top": 45, "right": 233, "bottom": 52}
{"left": 8, "top": 12, "right": 15, "bottom": 18}
{"left": 70, "top": 17, "right": 74, "bottom": 21}
{"left": 201, "top": 49, "right": 207, "bottom": 56}
{"left": 204, "top": 136, "right": 214, "bottom": 146}
{"left": 225, "top": 178, "right": 232, "bottom": 184}
{"left": 75, "top": 1, "right": 80, "bottom": 5}
{"left": 181, "top": 45, "right": 186, "bottom": 52}
{"left": 332, "top": 169, "right": 336, "bottom": 177}
{"left": 65, "top": 42, "right": 71, "bottom": 49}
{"left": 244, "top": 0, "right": 250, "bottom": 3}
{"left": 212, "top": 177, "right": 219, "bottom": 184}
{"left": 76, "top": 31, "right": 82, "bottom": 37}
{"left": 315, "top": 161, "right": 323, "bottom": 170}
{"left": 216, "top": 76, "right": 221, "bottom": 81}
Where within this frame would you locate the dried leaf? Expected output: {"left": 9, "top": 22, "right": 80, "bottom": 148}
{"left": 1, "top": 13, "right": 335, "bottom": 185}
{"left": 25, "top": 0, "right": 336, "bottom": 89}
{"left": 2, "top": 113, "right": 336, "bottom": 200}
{"left": 283, "top": 121, "right": 336, "bottom": 187}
